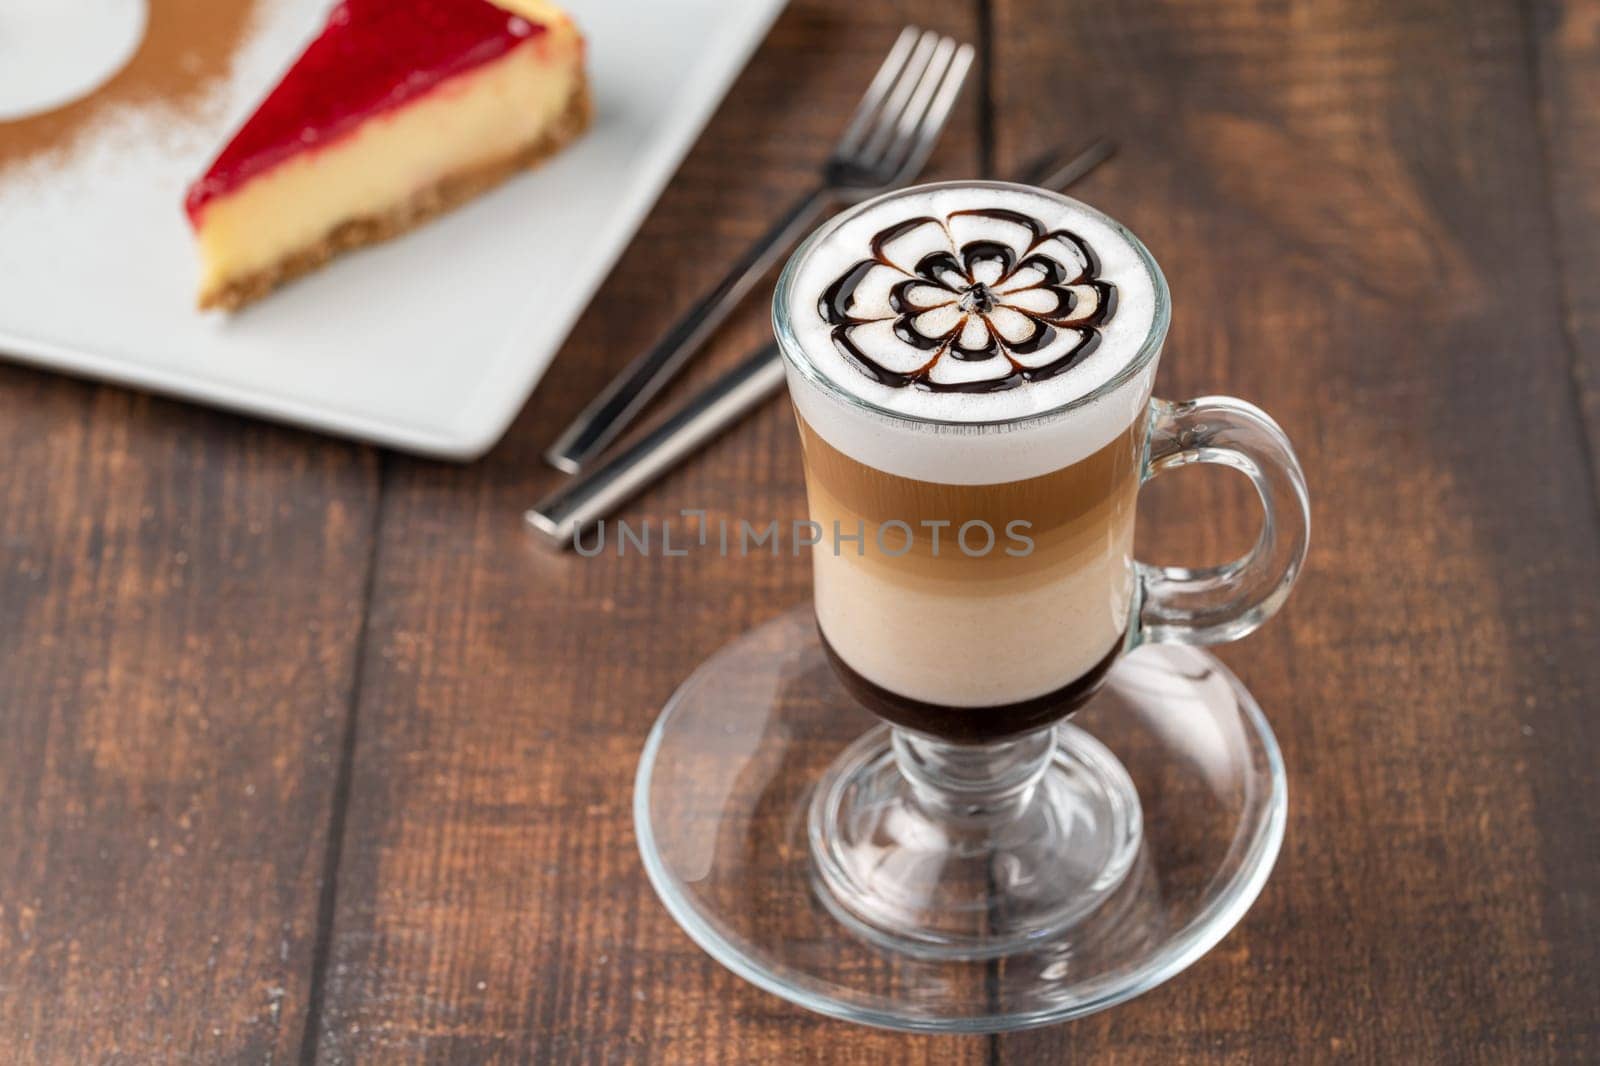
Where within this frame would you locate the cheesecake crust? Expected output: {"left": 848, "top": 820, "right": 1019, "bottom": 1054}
{"left": 199, "top": 78, "right": 592, "bottom": 311}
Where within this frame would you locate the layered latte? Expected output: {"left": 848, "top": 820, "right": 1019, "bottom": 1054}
{"left": 775, "top": 182, "right": 1163, "bottom": 741}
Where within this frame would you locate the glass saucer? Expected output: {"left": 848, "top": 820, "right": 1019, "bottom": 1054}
{"left": 634, "top": 607, "right": 1286, "bottom": 1033}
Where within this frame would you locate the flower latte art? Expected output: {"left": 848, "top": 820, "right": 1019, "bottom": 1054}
{"left": 818, "top": 209, "right": 1116, "bottom": 392}
{"left": 780, "top": 183, "right": 1163, "bottom": 481}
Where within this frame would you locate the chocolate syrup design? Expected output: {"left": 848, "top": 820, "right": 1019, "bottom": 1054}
{"left": 818, "top": 208, "right": 1117, "bottom": 392}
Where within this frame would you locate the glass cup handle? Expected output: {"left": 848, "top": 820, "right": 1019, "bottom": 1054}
{"left": 1133, "top": 396, "right": 1311, "bottom": 647}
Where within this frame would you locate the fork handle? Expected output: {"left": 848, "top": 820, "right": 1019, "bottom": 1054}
{"left": 526, "top": 343, "right": 787, "bottom": 548}
{"left": 544, "top": 184, "right": 833, "bottom": 472}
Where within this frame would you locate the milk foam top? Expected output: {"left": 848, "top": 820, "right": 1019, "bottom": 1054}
{"left": 776, "top": 182, "right": 1168, "bottom": 484}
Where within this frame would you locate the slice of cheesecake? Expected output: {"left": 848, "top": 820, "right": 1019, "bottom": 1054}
{"left": 185, "top": 0, "right": 589, "bottom": 310}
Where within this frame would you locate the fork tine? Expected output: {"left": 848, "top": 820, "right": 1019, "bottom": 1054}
{"left": 889, "top": 36, "right": 956, "bottom": 148}
{"left": 855, "top": 29, "right": 940, "bottom": 163}
{"left": 834, "top": 26, "right": 922, "bottom": 157}
{"left": 878, "top": 36, "right": 961, "bottom": 173}
{"left": 884, "top": 39, "right": 974, "bottom": 183}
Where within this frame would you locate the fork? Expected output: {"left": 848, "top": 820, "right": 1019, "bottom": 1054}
{"left": 543, "top": 26, "right": 976, "bottom": 473}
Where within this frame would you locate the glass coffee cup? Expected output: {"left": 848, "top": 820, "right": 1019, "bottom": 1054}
{"left": 773, "top": 180, "right": 1309, "bottom": 955}
{"left": 634, "top": 180, "right": 1309, "bottom": 1025}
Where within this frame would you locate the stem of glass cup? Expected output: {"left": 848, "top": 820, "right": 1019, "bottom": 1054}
{"left": 890, "top": 725, "right": 1056, "bottom": 824}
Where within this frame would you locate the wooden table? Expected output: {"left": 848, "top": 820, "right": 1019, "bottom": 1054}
{"left": 3, "top": 0, "right": 1597, "bottom": 1061}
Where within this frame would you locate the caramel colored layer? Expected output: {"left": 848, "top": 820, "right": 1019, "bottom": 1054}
{"left": 795, "top": 410, "right": 1143, "bottom": 581}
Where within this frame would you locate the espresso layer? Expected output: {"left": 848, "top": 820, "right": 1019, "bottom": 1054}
{"left": 821, "top": 623, "right": 1124, "bottom": 742}
{"left": 798, "top": 410, "right": 1143, "bottom": 709}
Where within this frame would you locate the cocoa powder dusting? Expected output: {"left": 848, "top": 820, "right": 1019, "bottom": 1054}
{"left": 0, "top": 0, "right": 264, "bottom": 174}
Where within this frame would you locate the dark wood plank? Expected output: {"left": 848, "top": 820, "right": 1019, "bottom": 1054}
{"left": 989, "top": 0, "right": 1600, "bottom": 1061}
{"left": 0, "top": 371, "right": 378, "bottom": 1062}
{"left": 1524, "top": 0, "right": 1600, "bottom": 1047}
{"left": 1531, "top": 0, "right": 1600, "bottom": 496}
{"left": 307, "top": 2, "right": 994, "bottom": 1062}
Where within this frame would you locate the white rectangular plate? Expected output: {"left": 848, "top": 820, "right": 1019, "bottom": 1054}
{"left": 0, "top": 0, "right": 787, "bottom": 459}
